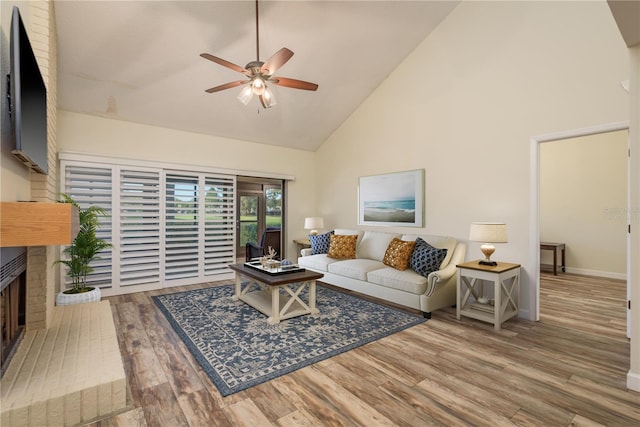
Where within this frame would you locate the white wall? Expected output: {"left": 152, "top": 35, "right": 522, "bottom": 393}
{"left": 315, "top": 1, "right": 629, "bottom": 318}
{"left": 540, "top": 130, "right": 627, "bottom": 278}
{"left": 56, "top": 111, "right": 317, "bottom": 259}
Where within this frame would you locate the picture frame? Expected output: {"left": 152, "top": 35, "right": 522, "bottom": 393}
{"left": 358, "top": 169, "right": 424, "bottom": 227}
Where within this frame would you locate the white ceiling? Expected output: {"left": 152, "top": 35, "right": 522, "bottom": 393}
{"left": 55, "top": 1, "right": 459, "bottom": 151}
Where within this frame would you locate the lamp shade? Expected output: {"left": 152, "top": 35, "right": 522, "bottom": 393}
{"left": 469, "top": 222, "right": 508, "bottom": 243}
{"left": 304, "top": 217, "right": 324, "bottom": 230}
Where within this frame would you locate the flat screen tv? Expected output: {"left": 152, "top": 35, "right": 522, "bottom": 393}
{"left": 8, "top": 6, "right": 48, "bottom": 175}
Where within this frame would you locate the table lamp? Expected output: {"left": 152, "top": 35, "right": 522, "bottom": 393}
{"left": 469, "top": 222, "right": 507, "bottom": 266}
{"left": 304, "top": 217, "right": 324, "bottom": 236}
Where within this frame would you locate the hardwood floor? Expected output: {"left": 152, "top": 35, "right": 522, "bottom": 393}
{"left": 87, "top": 273, "right": 639, "bottom": 426}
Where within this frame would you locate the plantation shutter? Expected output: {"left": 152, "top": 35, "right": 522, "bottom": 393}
{"left": 60, "top": 156, "right": 237, "bottom": 295}
{"left": 119, "top": 168, "right": 162, "bottom": 287}
{"left": 62, "top": 164, "right": 114, "bottom": 288}
{"left": 164, "top": 173, "right": 236, "bottom": 283}
{"left": 165, "top": 173, "right": 200, "bottom": 282}
{"left": 203, "top": 175, "right": 236, "bottom": 276}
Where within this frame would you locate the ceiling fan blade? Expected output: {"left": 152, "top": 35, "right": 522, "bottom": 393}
{"left": 200, "top": 53, "right": 247, "bottom": 74}
{"left": 205, "top": 80, "right": 248, "bottom": 93}
{"left": 271, "top": 77, "right": 318, "bottom": 91}
{"left": 260, "top": 48, "right": 294, "bottom": 75}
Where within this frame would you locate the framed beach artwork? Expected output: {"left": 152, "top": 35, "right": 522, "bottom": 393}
{"left": 358, "top": 169, "right": 424, "bottom": 227}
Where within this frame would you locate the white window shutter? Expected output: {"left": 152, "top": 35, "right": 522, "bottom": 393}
{"left": 165, "top": 173, "right": 200, "bottom": 282}
{"left": 203, "top": 175, "right": 236, "bottom": 276}
{"left": 62, "top": 164, "right": 114, "bottom": 288}
{"left": 61, "top": 158, "right": 236, "bottom": 294}
{"left": 119, "top": 168, "right": 161, "bottom": 287}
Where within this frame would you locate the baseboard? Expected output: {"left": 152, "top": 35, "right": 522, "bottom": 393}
{"left": 518, "top": 308, "right": 531, "bottom": 321}
{"left": 565, "top": 267, "right": 626, "bottom": 280}
{"left": 541, "top": 264, "right": 626, "bottom": 280}
{"left": 627, "top": 370, "right": 640, "bottom": 392}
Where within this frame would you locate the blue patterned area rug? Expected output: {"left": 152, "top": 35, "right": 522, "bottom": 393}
{"left": 152, "top": 283, "right": 426, "bottom": 396}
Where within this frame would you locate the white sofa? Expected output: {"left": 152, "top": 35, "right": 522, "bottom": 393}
{"left": 297, "top": 229, "right": 466, "bottom": 318}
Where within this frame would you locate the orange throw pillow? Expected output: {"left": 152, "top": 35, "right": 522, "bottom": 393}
{"left": 383, "top": 238, "right": 416, "bottom": 270}
{"left": 327, "top": 234, "right": 358, "bottom": 259}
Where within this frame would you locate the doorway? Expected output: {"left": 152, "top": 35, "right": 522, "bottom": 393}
{"left": 236, "top": 177, "right": 283, "bottom": 261}
{"left": 530, "top": 122, "right": 630, "bottom": 333}
{"left": 540, "top": 131, "right": 627, "bottom": 277}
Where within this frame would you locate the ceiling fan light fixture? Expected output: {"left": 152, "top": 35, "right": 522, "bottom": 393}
{"left": 262, "top": 87, "right": 276, "bottom": 108}
{"left": 251, "top": 77, "right": 266, "bottom": 95}
{"left": 201, "top": 0, "right": 317, "bottom": 109}
{"left": 237, "top": 85, "right": 254, "bottom": 105}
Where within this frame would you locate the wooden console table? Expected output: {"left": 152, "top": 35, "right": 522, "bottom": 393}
{"left": 293, "top": 238, "right": 311, "bottom": 254}
{"left": 540, "top": 242, "right": 565, "bottom": 275}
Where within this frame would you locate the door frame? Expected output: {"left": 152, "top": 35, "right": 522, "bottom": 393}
{"left": 529, "top": 121, "right": 630, "bottom": 326}
{"left": 236, "top": 177, "right": 284, "bottom": 260}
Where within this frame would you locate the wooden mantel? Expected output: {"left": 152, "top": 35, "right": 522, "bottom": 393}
{"left": 0, "top": 202, "right": 79, "bottom": 247}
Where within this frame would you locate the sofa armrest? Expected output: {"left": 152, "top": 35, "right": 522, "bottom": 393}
{"left": 427, "top": 242, "right": 467, "bottom": 289}
{"left": 301, "top": 248, "right": 312, "bottom": 257}
{"left": 431, "top": 263, "right": 456, "bottom": 284}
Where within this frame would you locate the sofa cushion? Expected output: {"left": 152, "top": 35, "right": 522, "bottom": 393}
{"left": 367, "top": 267, "right": 428, "bottom": 295}
{"left": 402, "top": 234, "right": 457, "bottom": 268}
{"left": 409, "top": 237, "right": 448, "bottom": 278}
{"left": 334, "top": 229, "right": 364, "bottom": 247}
{"left": 334, "top": 229, "right": 361, "bottom": 236}
{"left": 383, "top": 238, "right": 416, "bottom": 271}
{"left": 357, "top": 231, "right": 400, "bottom": 262}
{"left": 327, "top": 234, "right": 358, "bottom": 259}
{"left": 309, "top": 230, "right": 334, "bottom": 255}
{"left": 328, "top": 259, "right": 386, "bottom": 281}
{"left": 297, "top": 254, "right": 340, "bottom": 272}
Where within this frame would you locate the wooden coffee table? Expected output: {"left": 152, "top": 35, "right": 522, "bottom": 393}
{"left": 228, "top": 263, "right": 324, "bottom": 324}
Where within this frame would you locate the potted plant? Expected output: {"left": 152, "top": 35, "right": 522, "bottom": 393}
{"left": 55, "top": 193, "right": 112, "bottom": 306}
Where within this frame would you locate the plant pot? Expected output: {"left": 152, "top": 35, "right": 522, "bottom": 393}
{"left": 56, "top": 287, "right": 101, "bottom": 306}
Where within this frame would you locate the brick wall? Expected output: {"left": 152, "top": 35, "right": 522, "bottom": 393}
{"left": 25, "top": 0, "right": 58, "bottom": 330}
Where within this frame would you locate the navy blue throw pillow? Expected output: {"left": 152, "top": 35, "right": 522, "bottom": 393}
{"left": 310, "top": 230, "right": 334, "bottom": 255}
{"left": 409, "top": 237, "right": 448, "bottom": 278}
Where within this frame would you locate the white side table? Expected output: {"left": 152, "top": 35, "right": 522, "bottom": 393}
{"left": 456, "top": 260, "right": 521, "bottom": 331}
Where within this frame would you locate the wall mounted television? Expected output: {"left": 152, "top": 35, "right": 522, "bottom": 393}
{"left": 7, "top": 6, "right": 48, "bottom": 175}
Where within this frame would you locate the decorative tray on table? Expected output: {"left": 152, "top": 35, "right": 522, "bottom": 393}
{"left": 244, "top": 260, "right": 306, "bottom": 276}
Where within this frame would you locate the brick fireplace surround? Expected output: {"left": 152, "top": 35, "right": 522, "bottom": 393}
{"left": 0, "top": 2, "right": 127, "bottom": 424}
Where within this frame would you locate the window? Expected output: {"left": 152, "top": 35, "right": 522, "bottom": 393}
{"left": 119, "top": 168, "right": 161, "bottom": 288}
{"left": 60, "top": 160, "right": 235, "bottom": 295}
{"left": 63, "top": 165, "right": 114, "bottom": 288}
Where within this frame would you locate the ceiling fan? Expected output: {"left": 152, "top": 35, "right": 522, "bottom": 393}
{"left": 200, "top": 0, "right": 318, "bottom": 109}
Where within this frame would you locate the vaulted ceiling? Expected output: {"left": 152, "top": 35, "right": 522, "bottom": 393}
{"left": 55, "top": 1, "right": 460, "bottom": 151}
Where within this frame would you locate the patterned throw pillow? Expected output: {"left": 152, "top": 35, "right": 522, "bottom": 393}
{"left": 383, "top": 238, "right": 416, "bottom": 271}
{"left": 409, "top": 237, "right": 448, "bottom": 278}
{"left": 327, "top": 234, "right": 358, "bottom": 259}
{"left": 309, "top": 230, "right": 334, "bottom": 255}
